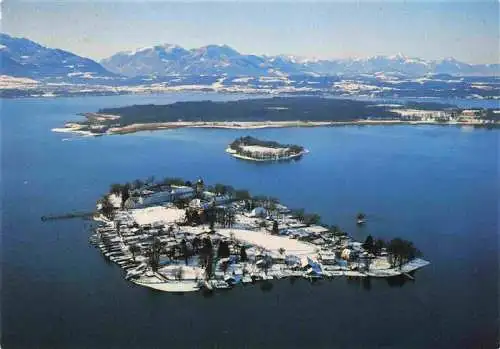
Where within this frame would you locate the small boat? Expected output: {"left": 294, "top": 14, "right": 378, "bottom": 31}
{"left": 356, "top": 213, "right": 366, "bottom": 225}
{"left": 211, "top": 280, "right": 231, "bottom": 289}
{"left": 126, "top": 264, "right": 148, "bottom": 280}
{"left": 116, "top": 260, "right": 132, "bottom": 266}
{"left": 250, "top": 273, "right": 262, "bottom": 282}
{"left": 201, "top": 280, "right": 213, "bottom": 291}
{"left": 242, "top": 275, "right": 253, "bottom": 284}
{"left": 224, "top": 275, "right": 236, "bottom": 285}
{"left": 271, "top": 272, "right": 285, "bottom": 279}
{"left": 122, "top": 263, "right": 139, "bottom": 270}
{"left": 261, "top": 273, "right": 273, "bottom": 281}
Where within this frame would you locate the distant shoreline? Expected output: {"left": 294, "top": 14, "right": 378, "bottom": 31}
{"left": 52, "top": 118, "right": 498, "bottom": 137}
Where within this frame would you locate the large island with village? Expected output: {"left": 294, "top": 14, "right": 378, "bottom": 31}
{"left": 91, "top": 176, "right": 429, "bottom": 293}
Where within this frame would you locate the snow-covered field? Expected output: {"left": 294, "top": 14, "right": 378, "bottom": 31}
{"left": 130, "top": 207, "right": 185, "bottom": 225}
{"left": 0, "top": 75, "right": 40, "bottom": 89}
{"left": 218, "top": 228, "right": 316, "bottom": 257}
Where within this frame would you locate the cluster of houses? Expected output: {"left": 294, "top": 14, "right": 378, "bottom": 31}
{"left": 390, "top": 108, "right": 494, "bottom": 123}
{"left": 92, "top": 178, "right": 429, "bottom": 293}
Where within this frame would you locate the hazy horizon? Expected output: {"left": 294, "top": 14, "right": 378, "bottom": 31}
{"left": 2, "top": 1, "right": 499, "bottom": 64}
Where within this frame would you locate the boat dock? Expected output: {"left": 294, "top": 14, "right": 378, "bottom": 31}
{"left": 41, "top": 211, "right": 95, "bottom": 221}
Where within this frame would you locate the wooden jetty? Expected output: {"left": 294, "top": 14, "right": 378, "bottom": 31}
{"left": 41, "top": 211, "right": 96, "bottom": 221}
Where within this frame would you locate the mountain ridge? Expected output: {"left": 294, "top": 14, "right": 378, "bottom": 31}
{"left": 0, "top": 33, "right": 498, "bottom": 82}
{"left": 101, "top": 42, "right": 499, "bottom": 77}
{"left": 0, "top": 33, "right": 117, "bottom": 81}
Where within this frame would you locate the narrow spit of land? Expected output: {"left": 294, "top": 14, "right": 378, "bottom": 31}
{"left": 90, "top": 177, "right": 430, "bottom": 294}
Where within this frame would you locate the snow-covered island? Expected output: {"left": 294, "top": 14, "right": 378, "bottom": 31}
{"left": 226, "top": 136, "right": 308, "bottom": 162}
{"left": 90, "top": 177, "right": 430, "bottom": 293}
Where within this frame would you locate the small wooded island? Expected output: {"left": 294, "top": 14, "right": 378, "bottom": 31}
{"left": 226, "top": 136, "right": 308, "bottom": 162}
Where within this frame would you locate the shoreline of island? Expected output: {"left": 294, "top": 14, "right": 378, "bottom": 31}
{"left": 52, "top": 118, "right": 498, "bottom": 137}
{"left": 225, "top": 148, "right": 310, "bottom": 162}
{"left": 225, "top": 136, "right": 309, "bottom": 162}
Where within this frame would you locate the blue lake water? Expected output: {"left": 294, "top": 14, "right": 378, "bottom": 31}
{"left": 2, "top": 93, "right": 499, "bottom": 349}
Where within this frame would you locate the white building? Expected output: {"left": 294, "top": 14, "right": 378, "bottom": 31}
{"left": 249, "top": 207, "right": 267, "bottom": 218}
{"left": 170, "top": 185, "right": 195, "bottom": 199}
{"left": 125, "top": 186, "right": 195, "bottom": 209}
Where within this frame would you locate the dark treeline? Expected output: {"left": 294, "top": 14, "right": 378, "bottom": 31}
{"left": 230, "top": 136, "right": 303, "bottom": 151}
{"left": 363, "top": 235, "right": 422, "bottom": 270}
{"left": 96, "top": 97, "right": 402, "bottom": 126}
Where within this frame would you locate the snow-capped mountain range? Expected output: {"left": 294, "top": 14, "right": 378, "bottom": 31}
{"left": 1, "top": 33, "right": 498, "bottom": 82}
{"left": 102, "top": 44, "right": 499, "bottom": 78}
{"left": 0, "top": 33, "right": 116, "bottom": 81}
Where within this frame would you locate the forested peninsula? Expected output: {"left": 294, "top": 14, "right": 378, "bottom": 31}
{"left": 52, "top": 97, "right": 498, "bottom": 136}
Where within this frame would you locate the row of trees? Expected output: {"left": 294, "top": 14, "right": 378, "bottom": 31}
{"left": 199, "top": 237, "right": 214, "bottom": 279}
{"left": 290, "top": 209, "right": 322, "bottom": 226}
{"left": 185, "top": 208, "right": 202, "bottom": 225}
{"left": 183, "top": 206, "right": 236, "bottom": 229}
{"left": 211, "top": 183, "right": 234, "bottom": 196}
{"left": 217, "top": 240, "right": 231, "bottom": 259}
{"left": 146, "top": 238, "right": 162, "bottom": 272}
{"left": 205, "top": 207, "right": 236, "bottom": 229}
{"left": 387, "top": 238, "right": 422, "bottom": 269}
{"left": 230, "top": 136, "right": 305, "bottom": 153}
{"left": 137, "top": 234, "right": 200, "bottom": 272}
{"left": 108, "top": 183, "right": 131, "bottom": 208}
{"left": 362, "top": 235, "right": 387, "bottom": 256}
{"left": 99, "top": 195, "right": 115, "bottom": 219}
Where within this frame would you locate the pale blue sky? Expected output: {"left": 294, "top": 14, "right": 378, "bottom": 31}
{"left": 2, "top": 1, "right": 499, "bottom": 63}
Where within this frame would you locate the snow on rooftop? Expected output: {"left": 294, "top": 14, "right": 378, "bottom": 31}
{"left": 390, "top": 109, "right": 445, "bottom": 116}
{"left": 240, "top": 145, "right": 290, "bottom": 154}
{"left": 301, "top": 225, "right": 330, "bottom": 234}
